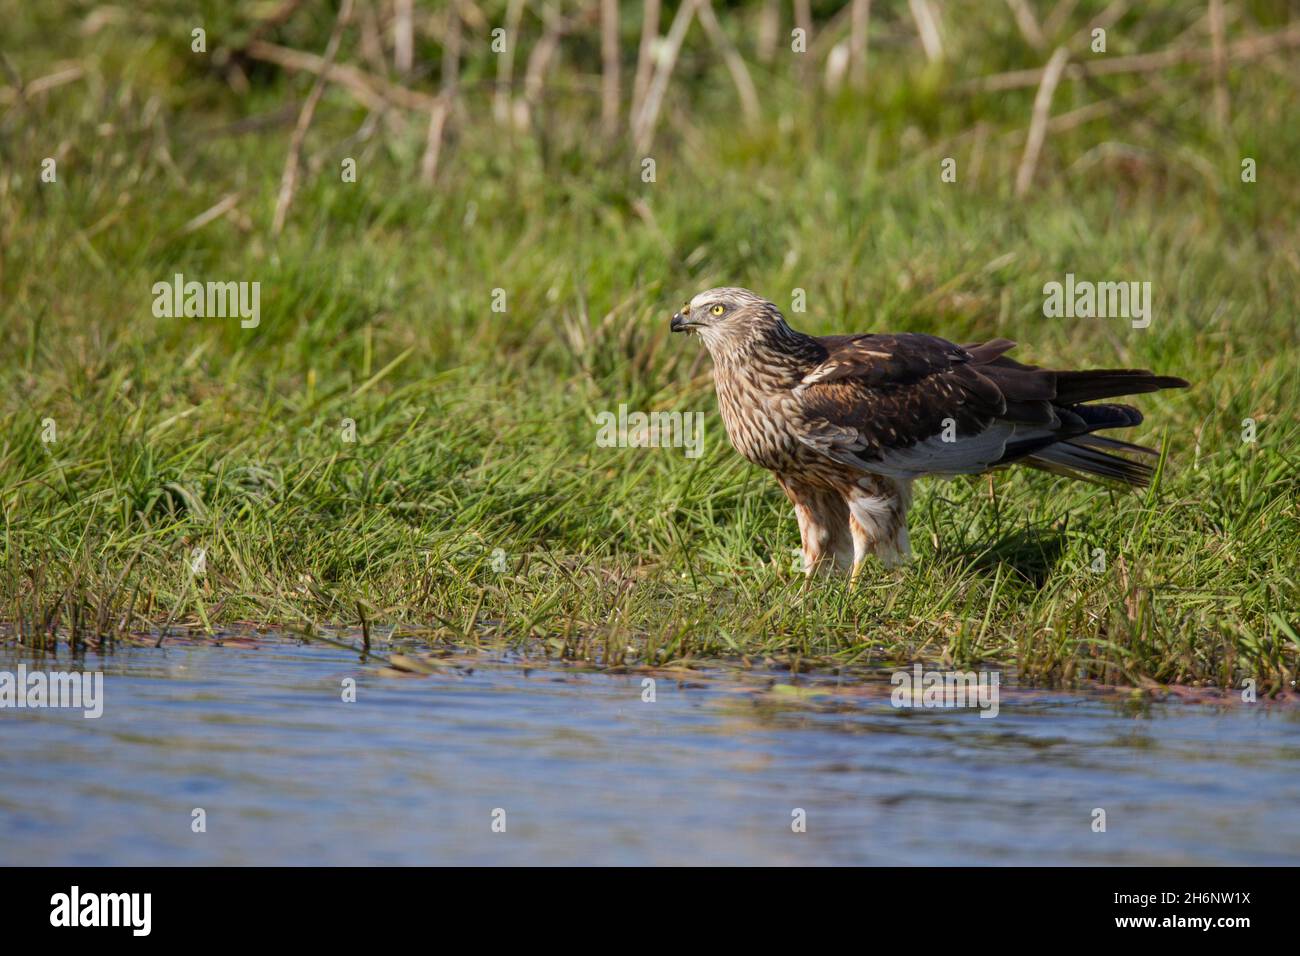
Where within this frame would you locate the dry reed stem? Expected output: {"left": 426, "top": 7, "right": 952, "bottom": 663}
{"left": 631, "top": 0, "right": 661, "bottom": 128}
{"left": 909, "top": 0, "right": 944, "bottom": 62}
{"left": 1044, "top": 0, "right": 1080, "bottom": 38}
{"left": 245, "top": 0, "right": 308, "bottom": 48}
{"left": 793, "top": 0, "right": 813, "bottom": 80}
{"left": 634, "top": 0, "right": 698, "bottom": 154}
{"left": 969, "top": 19, "right": 1300, "bottom": 92}
{"left": 758, "top": 0, "right": 780, "bottom": 63}
{"left": 1209, "top": 0, "right": 1229, "bottom": 131}
{"left": 1015, "top": 46, "right": 1069, "bottom": 198}
{"left": 1006, "top": 0, "right": 1046, "bottom": 51}
{"left": 849, "top": 0, "right": 870, "bottom": 89}
{"left": 182, "top": 193, "right": 241, "bottom": 234}
{"left": 272, "top": 0, "right": 354, "bottom": 236}
{"left": 246, "top": 40, "right": 437, "bottom": 112}
{"left": 358, "top": 0, "right": 389, "bottom": 76}
{"left": 521, "top": 7, "right": 565, "bottom": 127}
{"left": 695, "top": 0, "right": 759, "bottom": 125}
{"left": 421, "top": 1, "right": 462, "bottom": 185}
{"left": 494, "top": 0, "right": 528, "bottom": 125}
{"left": 394, "top": 0, "right": 414, "bottom": 77}
{"left": 0, "top": 65, "right": 84, "bottom": 105}
{"left": 601, "top": 0, "right": 620, "bottom": 134}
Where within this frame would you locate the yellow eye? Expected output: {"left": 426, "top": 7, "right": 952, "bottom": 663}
{"left": 710, "top": 304, "right": 725, "bottom": 316}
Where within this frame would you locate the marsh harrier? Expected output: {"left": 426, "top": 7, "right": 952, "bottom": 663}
{"left": 671, "top": 287, "right": 1187, "bottom": 577}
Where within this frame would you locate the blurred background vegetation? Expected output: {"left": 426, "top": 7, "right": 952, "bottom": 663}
{"left": 1, "top": 1, "right": 1297, "bottom": 690}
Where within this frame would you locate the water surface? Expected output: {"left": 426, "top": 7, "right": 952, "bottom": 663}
{"left": 2, "top": 635, "right": 1297, "bottom": 865}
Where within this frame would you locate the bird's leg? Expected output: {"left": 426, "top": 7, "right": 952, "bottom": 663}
{"left": 848, "top": 510, "right": 911, "bottom": 573}
{"left": 848, "top": 513, "right": 871, "bottom": 583}
{"left": 821, "top": 491, "right": 854, "bottom": 575}
{"left": 881, "top": 522, "right": 912, "bottom": 569}
{"left": 781, "top": 481, "right": 852, "bottom": 579}
{"left": 845, "top": 481, "right": 913, "bottom": 576}
{"left": 793, "top": 499, "right": 831, "bottom": 576}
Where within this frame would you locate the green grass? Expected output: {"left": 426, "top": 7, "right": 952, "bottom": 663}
{"left": 2, "top": 1, "right": 1297, "bottom": 691}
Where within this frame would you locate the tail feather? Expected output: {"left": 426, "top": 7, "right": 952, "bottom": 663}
{"left": 1028, "top": 440, "right": 1156, "bottom": 486}
{"left": 1054, "top": 369, "right": 1189, "bottom": 403}
{"left": 1071, "top": 432, "right": 1160, "bottom": 458}
{"left": 963, "top": 340, "right": 1186, "bottom": 487}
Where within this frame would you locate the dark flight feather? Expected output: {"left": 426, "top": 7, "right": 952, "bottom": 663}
{"left": 796, "top": 334, "right": 1188, "bottom": 486}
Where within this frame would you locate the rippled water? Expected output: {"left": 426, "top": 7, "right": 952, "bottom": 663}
{"left": 1, "top": 635, "right": 1297, "bottom": 865}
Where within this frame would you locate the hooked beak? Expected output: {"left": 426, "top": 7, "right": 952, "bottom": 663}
{"left": 670, "top": 311, "right": 699, "bottom": 334}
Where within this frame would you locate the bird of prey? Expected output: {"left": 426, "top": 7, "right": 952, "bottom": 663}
{"left": 670, "top": 287, "right": 1187, "bottom": 577}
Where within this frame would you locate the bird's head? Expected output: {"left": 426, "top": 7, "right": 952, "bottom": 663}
{"left": 670, "top": 287, "right": 786, "bottom": 351}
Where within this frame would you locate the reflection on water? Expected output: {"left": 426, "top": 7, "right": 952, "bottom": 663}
{"left": 1, "top": 635, "right": 1297, "bottom": 865}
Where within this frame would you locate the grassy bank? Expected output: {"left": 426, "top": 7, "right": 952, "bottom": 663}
{"left": 2, "top": 1, "right": 1297, "bottom": 690}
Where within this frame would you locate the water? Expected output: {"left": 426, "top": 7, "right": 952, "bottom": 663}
{"left": 2, "top": 635, "right": 1297, "bottom": 865}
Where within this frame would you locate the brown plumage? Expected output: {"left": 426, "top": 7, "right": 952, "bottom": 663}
{"left": 670, "top": 287, "right": 1188, "bottom": 577}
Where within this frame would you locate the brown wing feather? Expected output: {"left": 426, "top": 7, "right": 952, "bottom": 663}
{"left": 790, "top": 334, "right": 1014, "bottom": 476}
{"left": 792, "top": 334, "right": 1186, "bottom": 484}
{"left": 803, "top": 333, "right": 973, "bottom": 388}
